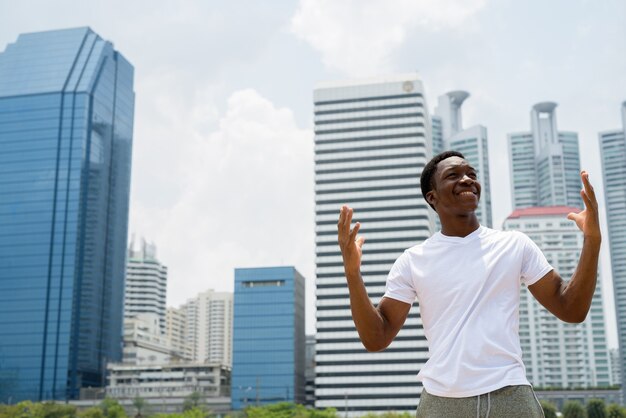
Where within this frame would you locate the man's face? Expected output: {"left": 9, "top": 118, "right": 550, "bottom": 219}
{"left": 428, "top": 156, "right": 481, "bottom": 213}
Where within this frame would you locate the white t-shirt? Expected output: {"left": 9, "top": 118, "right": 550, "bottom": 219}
{"left": 383, "top": 226, "right": 552, "bottom": 398}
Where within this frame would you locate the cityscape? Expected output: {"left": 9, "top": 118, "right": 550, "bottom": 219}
{"left": 0, "top": 2, "right": 625, "bottom": 418}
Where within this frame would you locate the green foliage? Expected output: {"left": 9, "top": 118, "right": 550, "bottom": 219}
{"left": 78, "top": 408, "right": 105, "bottom": 418}
{"left": 540, "top": 400, "right": 558, "bottom": 418}
{"left": 241, "top": 403, "right": 337, "bottom": 418}
{"left": 587, "top": 399, "right": 607, "bottom": 418}
{"left": 99, "top": 398, "right": 127, "bottom": 418}
{"left": 182, "top": 393, "right": 203, "bottom": 413}
{"left": 361, "top": 413, "right": 412, "bottom": 417}
{"left": 563, "top": 401, "right": 587, "bottom": 418}
{"left": 607, "top": 404, "right": 626, "bottom": 418}
{"left": 131, "top": 397, "right": 148, "bottom": 418}
{"left": 0, "top": 401, "right": 77, "bottom": 418}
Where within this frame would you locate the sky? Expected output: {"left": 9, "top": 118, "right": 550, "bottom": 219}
{"left": 0, "top": 0, "right": 624, "bottom": 343}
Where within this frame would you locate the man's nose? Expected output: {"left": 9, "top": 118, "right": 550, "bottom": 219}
{"left": 460, "top": 174, "right": 474, "bottom": 183}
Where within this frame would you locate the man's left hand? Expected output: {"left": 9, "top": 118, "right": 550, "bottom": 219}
{"left": 567, "top": 170, "right": 601, "bottom": 243}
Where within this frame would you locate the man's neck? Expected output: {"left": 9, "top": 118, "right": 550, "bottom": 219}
{"left": 440, "top": 215, "right": 480, "bottom": 238}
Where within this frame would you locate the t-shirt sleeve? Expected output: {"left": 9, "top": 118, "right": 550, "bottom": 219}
{"left": 383, "top": 251, "right": 417, "bottom": 304}
{"left": 519, "top": 232, "right": 553, "bottom": 286}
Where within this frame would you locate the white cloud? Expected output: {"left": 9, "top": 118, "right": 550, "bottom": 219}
{"left": 129, "top": 89, "right": 315, "bottom": 309}
{"left": 290, "top": 0, "right": 487, "bottom": 76}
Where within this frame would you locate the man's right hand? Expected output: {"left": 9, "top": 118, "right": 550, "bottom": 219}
{"left": 337, "top": 205, "right": 365, "bottom": 277}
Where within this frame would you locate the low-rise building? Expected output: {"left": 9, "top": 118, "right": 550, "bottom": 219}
{"left": 105, "top": 362, "right": 231, "bottom": 414}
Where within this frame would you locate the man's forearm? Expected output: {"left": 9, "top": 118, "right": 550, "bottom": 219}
{"left": 561, "top": 237, "right": 601, "bottom": 322}
{"left": 344, "top": 268, "right": 389, "bottom": 351}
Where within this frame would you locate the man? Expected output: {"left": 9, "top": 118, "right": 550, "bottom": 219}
{"left": 337, "top": 151, "right": 601, "bottom": 417}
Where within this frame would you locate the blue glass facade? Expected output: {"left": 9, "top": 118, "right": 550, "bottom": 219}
{"left": 0, "top": 28, "right": 134, "bottom": 401}
{"left": 232, "top": 267, "right": 305, "bottom": 410}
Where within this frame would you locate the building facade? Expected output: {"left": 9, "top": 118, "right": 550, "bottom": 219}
{"left": 314, "top": 74, "right": 433, "bottom": 415}
{"left": 508, "top": 102, "right": 582, "bottom": 210}
{"left": 166, "top": 307, "right": 190, "bottom": 360}
{"left": 125, "top": 237, "right": 168, "bottom": 332}
{"left": 599, "top": 101, "right": 626, "bottom": 400}
{"left": 503, "top": 207, "right": 611, "bottom": 388}
{"left": 105, "top": 362, "right": 231, "bottom": 414}
{"left": 0, "top": 27, "right": 134, "bottom": 401}
{"left": 232, "top": 267, "right": 305, "bottom": 410}
{"left": 121, "top": 313, "right": 181, "bottom": 366}
{"left": 180, "top": 289, "right": 233, "bottom": 366}
{"left": 432, "top": 91, "right": 492, "bottom": 227}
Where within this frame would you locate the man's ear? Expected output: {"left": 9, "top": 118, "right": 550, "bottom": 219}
{"left": 426, "top": 190, "right": 437, "bottom": 208}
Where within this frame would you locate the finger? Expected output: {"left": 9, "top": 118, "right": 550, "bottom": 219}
{"left": 580, "top": 189, "right": 595, "bottom": 213}
{"left": 350, "top": 221, "right": 361, "bottom": 242}
{"left": 581, "top": 171, "right": 597, "bottom": 203}
{"left": 337, "top": 206, "right": 350, "bottom": 238}
{"left": 567, "top": 212, "right": 579, "bottom": 222}
{"left": 356, "top": 235, "right": 365, "bottom": 249}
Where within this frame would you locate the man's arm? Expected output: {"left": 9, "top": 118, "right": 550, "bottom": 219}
{"left": 528, "top": 171, "right": 601, "bottom": 323}
{"left": 337, "top": 205, "right": 412, "bottom": 351}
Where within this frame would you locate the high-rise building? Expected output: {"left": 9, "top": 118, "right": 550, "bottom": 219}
{"left": 313, "top": 74, "right": 433, "bottom": 415}
{"left": 125, "top": 237, "right": 167, "bottom": 333}
{"left": 166, "top": 307, "right": 190, "bottom": 360}
{"left": 432, "top": 91, "right": 492, "bottom": 227}
{"left": 232, "top": 267, "right": 305, "bottom": 410}
{"left": 503, "top": 207, "right": 611, "bottom": 388}
{"left": 305, "top": 334, "right": 316, "bottom": 408}
{"left": 0, "top": 28, "right": 134, "bottom": 401}
{"left": 180, "top": 289, "right": 233, "bottom": 366}
{"left": 599, "top": 101, "right": 626, "bottom": 400}
{"left": 508, "top": 102, "right": 582, "bottom": 210}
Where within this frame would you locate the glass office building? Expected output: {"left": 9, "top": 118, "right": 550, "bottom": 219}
{"left": 600, "top": 102, "right": 626, "bottom": 400}
{"left": 232, "top": 267, "right": 305, "bottom": 410}
{"left": 0, "top": 27, "right": 134, "bottom": 401}
{"left": 432, "top": 91, "right": 492, "bottom": 227}
{"left": 508, "top": 102, "right": 582, "bottom": 210}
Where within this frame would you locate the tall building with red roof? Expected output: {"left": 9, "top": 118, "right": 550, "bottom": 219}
{"left": 503, "top": 206, "right": 611, "bottom": 388}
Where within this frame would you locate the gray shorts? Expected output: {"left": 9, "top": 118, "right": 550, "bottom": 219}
{"left": 416, "top": 385, "right": 545, "bottom": 418}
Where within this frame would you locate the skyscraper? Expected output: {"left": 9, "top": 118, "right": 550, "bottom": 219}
{"left": 125, "top": 237, "right": 168, "bottom": 333}
{"left": 432, "top": 91, "right": 492, "bottom": 227}
{"left": 232, "top": 267, "right": 305, "bottom": 410}
{"left": 508, "top": 102, "right": 582, "bottom": 210}
{"left": 599, "top": 101, "right": 626, "bottom": 400}
{"left": 180, "top": 289, "right": 233, "bottom": 366}
{"left": 503, "top": 207, "right": 611, "bottom": 388}
{"left": 0, "top": 28, "right": 134, "bottom": 401}
{"left": 314, "top": 74, "right": 433, "bottom": 415}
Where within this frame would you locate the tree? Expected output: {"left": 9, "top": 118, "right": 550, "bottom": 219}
{"left": 99, "top": 398, "right": 128, "bottom": 418}
{"left": 587, "top": 399, "right": 607, "bottom": 418}
{"left": 563, "top": 401, "right": 587, "bottom": 418}
{"left": 78, "top": 408, "right": 106, "bottom": 418}
{"left": 607, "top": 404, "right": 626, "bottom": 418}
{"left": 540, "top": 400, "right": 558, "bottom": 418}
{"left": 132, "top": 397, "right": 148, "bottom": 418}
{"left": 182, "top": 392, "right": 203, "bottom": 412}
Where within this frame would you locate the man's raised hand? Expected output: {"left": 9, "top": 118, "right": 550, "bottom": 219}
{"left": 567, "top": 171, "right": 601, "bottom": 243}
{"left": 338, "top": 205, "right": 365, "bottom": 276}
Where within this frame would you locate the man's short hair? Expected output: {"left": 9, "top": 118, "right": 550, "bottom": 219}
{"left": 420, "top": 150, "right": 465, "bottom": 211}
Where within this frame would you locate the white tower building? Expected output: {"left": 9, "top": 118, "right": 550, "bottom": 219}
{"left": 503, "top": 207, "right": 611, "bottom": 388}
{"left": 599, "top": 101, "right": 626, "bottom": 400}
{"left": 314, "top": 74, "right": 433, "bottom": 415}
{"left": 180, "top": 289, "right": 233, "bottom": 367}
{"left": 125, "top": 237, "right": 168, "bottom": 333}
{"left": 432, "top": 91, "right": 492, "bottom": 227}
{"left": 508, "top": 103, "right": 582, "bottom": 210}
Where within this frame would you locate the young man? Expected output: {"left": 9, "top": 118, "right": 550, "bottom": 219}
{"left": 337, "top": 151, "right": 601, "bottom": 417}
